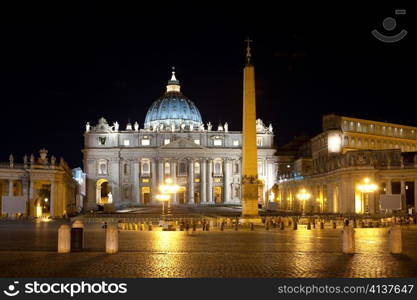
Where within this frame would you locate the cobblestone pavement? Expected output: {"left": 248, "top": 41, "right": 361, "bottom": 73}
{"left": 1, "top": 221, "right": 417, "bottom": 277}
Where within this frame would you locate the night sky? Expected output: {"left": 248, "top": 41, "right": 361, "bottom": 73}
{"left": 0, "top": 3, "right": 414, "bottom": 168}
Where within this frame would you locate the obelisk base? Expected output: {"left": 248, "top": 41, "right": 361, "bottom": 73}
{"left": 241, "top": 183, "right": 262, "bottom": 224}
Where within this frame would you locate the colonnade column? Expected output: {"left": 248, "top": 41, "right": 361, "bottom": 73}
{"left": 224, "top": 159, "right": 231, "bottom": 203}
{"left": 327, "top": 184, "right": 334, "bottom": 213}
{"left": 188, "top": 159, "right": 194, "bottom": 204}
{"left": 414, "top": 179, "right": 417, "bottom": 211}
{"left": 50, "top": 181, "right": 55, "bottom": 217}
{"left": 200, "top": 158, "right": 207, "bottom": 203}
{"left": 401, "top": 180, "right": 406, "bottom": 212}
{"left": 386, "top": 179, "right": 392, "bottom": 194}
{"left": 170, "top": 160, "right": 177, "bottom": 204}
{"left": 207, "top": 159, "right": 213, "bottom": 203}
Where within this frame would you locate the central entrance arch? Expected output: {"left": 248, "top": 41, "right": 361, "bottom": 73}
{"left": 96, "top": 179, "right": 112, "bottom": 204}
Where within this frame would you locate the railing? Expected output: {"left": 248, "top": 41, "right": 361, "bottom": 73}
{"left": 0, "top": 163, "right": 25, "bottom": 169}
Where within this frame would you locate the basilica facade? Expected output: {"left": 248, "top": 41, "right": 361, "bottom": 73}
{"left": 83, "top": 70, "right": 278, "bottom": 210}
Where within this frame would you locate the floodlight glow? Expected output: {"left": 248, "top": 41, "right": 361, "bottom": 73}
{"left": 328, "top": 134, "right": 342, "bottom": 153}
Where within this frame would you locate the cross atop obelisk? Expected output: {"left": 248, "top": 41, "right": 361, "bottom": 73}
{"left": 241, "top": 38, "right": 260, "bottom": 219}
{"left": 244, "top": 37, "right": 253, "bottom": 65}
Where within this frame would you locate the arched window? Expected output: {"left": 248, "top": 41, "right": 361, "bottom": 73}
{"left": 142, "top": 160, "right": 150, "bottom": 174}
{"left": 344, "top": 136, "right": 349, "bottom": 146}
{"left": 179, "top": 161, "right": 187, "bottom": 175}
{"left": 214, "top": 161, "right": 222, "bottom": 174}
{"left": 194, "top": 162, "right": 200, "bottom": 175}
{"left": 164, "top": 162, "right": 170, "bottom": 175}
{"left": 124, "top": 163, "right": 129, "bottom": 175}
{"left": 98, "top": 160, "right": 108, "bottom": 175}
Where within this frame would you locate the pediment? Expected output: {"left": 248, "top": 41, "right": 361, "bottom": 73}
{"left": 160, "top": 138, "right": 205, "bottom": 149}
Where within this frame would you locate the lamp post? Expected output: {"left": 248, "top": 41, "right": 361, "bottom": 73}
{"left": 158, "top": 178, "right": 180, "bottom": 221}
{"left": 357, "top": 177, "right": 378, "bottom": 214}
{"left": 296, "top": 188, "right": 311, "bottom": 216}
{"left": 156, "top": 194, "right": 170, "bottom": 219}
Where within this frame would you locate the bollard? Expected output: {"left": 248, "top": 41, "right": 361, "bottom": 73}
{"left": 206, "top": 223, "right": 210, "bottom": 231}
{"left": 250, "top": 223, "right": 254, "bottom": 231}
{"left": 220, "top": 222, "right": 224, "bottom": 231}
{"left": 58, "top": 224, "right": 71, "bottom": 253}
{"left": 320, "top": 222, "right": 324, "bottom": 229}
{"left": 148, "top": 223, "right": 153, "bottom": 231}
{"left": 312, "top": 222, "right": 316, "bottom": 229}
{"left": 389, "top": 224, "right": 402, "bottom": 254}
{"left": 140, "top": 223, "right": 145, "bottom": 231}
{"left": 134, "top": 224, "right": 138, "bottom": 231}
{"left": 235, "top": 222, "right": 238, "bottom": 231}
{"left": 342, "top": 224, "right": 355, "bottom": 254}
{"left": 71, "top": 220, "right": 84, "bottom": 251}
{"left": 293, "top": 221, "right": 297, "bottom": 230}
{"left": 106, "top": 224, "right": 119, "bottom": 254}
{"left": 265, "top": 222, "right": 269, "bottom": 231}
{"left": 280, "top": 222, "right": 284, "bottom": 230}
{"left": 307, "top": 222, "right": 311, "bottom": 230}
{"left": 353, "top": 220, "right": 357, "bottom": 228}
{"left": 192, "top": 223, "right": 196, "bottom": 231}
{"left": 332, "top": 222, "right": 337, "bottom": 229}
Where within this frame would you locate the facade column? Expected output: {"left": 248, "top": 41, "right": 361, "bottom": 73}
{"left": 158, "top": 159, "right": 164, "bottom": 186}
{"left": 84, "top": 159, "right": 97, "bottom": 211}
{"left": 200, "top": 158, "right": 207, "bottom": 203}
{"left": 8, "top": 180, "right": 14, "bottom": 196}
{"left": 151, "top": 158, "right": 157, "bottom": 203}
{"left": 133, "top": 162, "right": 140, "bottom": 205}
{"left": 224, "top": 159, "right": 231, "bottom": 203}
{"left": 110, "top": 158, "right": 120, "bottom": 206}
{"left": 207, "top": 159, "right": 213, "bottom": 203}
{"left": 170, "top": 160, "right": 177, "bottom": 204}
{"left": 50, "top": 181, "right": 55, "bottom": 218}
{"left": 188, "top": 159, "right": 194, "bottom": 204}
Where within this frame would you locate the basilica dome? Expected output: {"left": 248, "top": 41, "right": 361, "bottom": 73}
{"left": 144, "top": 69, "right": 203, "bottom": 131}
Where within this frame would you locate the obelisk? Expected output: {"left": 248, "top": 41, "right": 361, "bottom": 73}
{"left": 241, "top": 38, "right": 260, "bottom": 219}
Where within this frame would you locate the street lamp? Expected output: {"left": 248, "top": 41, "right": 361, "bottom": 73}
{"left": 156, "top": 193, "right": 170, "bottom": 217}
{"left": 296, "top": 188, "right": 311, "bottom": 215}
{"left": 158, "top": 178, "right": 180, "bottom": 220}
{"left": 357, "top": 177, "right": 378, "bottom": 214}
